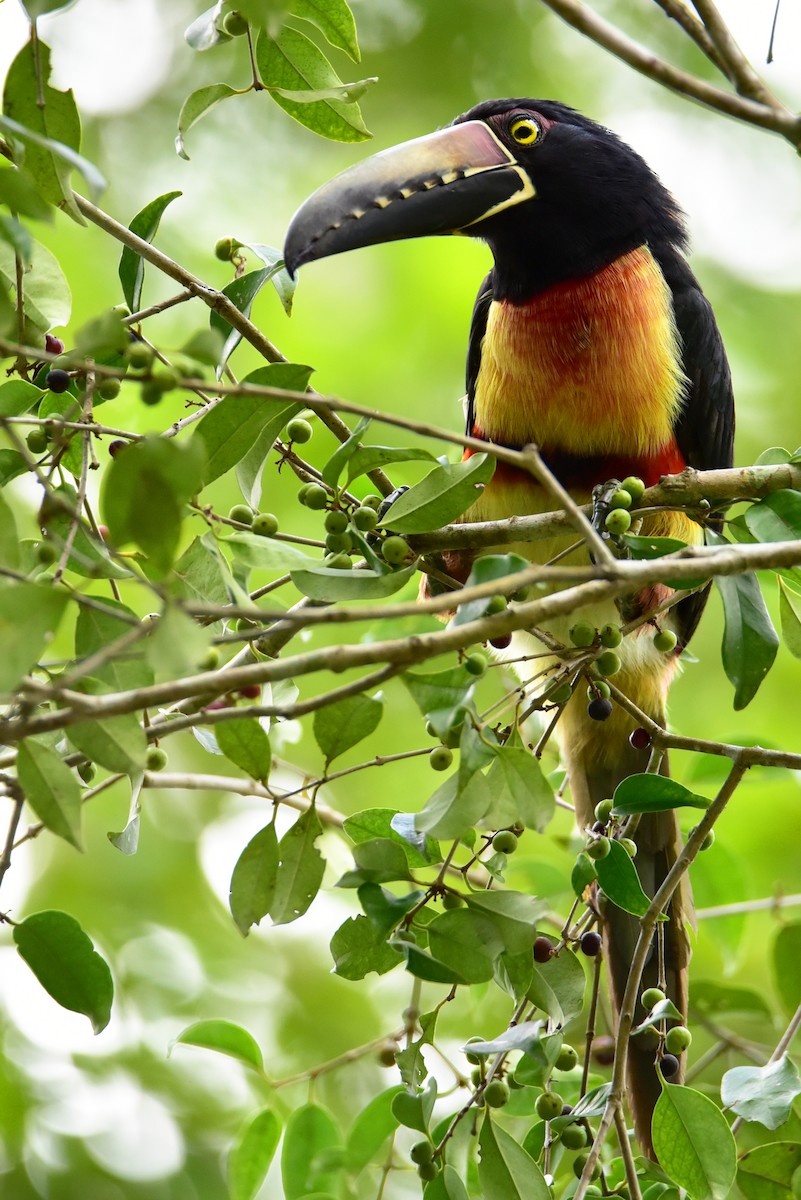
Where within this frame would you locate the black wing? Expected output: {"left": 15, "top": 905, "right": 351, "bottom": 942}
{"left": 464, "top": 272, "right": 494, "bottom": 437}
{"left": 661, "top": 252, "right": 736, "bottom": 646}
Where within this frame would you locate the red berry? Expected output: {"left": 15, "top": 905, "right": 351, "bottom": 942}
{"left": 97, "top": 525, "right": 110, "bottom": 541}
{"left": 629, "top": 726, "right": 652, "bottom": 750}
{"left": 533, "top": 936, "right": 554, "bottom": 963}
{"left": 45, "top": 333, "right": 65, "bottom": 355}
{"left": 490, "top": 634, "right": 512, "bottom": 650}
{"left": 591, "top": 1035, "right": 616, "bottom": 1066}
{"left": 238, "top": 684, "right": 261, "bottom": 700}
{"left": 580, "top": 931, "right": 602, "bottom": 957}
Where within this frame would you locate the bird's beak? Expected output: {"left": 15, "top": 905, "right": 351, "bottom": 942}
{"left": 283, "top": 120, "right": 534, "bottom": 276}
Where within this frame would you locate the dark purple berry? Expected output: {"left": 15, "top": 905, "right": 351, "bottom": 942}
{"left": 561, "top": 1104, "right": 574, "bottom": 1116}
{"left": 629, "top": 726, "right": 652, "bottom": 750}
{"left": 490, "top": 634, "right": 512, "bottom": 650}
{"left": 591, "top": 1036, "right": 616, "bottom": 1066}
{"left": 587, "top": 697, "right": 613, "bottom": 722}
{"left": 45, "top": 368, "right": 71, "bottom": 393}
{"left": 45, "top": 333, "right": 65, "bottom": 355}
{"left": 580, "top": 931, "right": 603, "bottom": 957}
{"left": 660, "top": 1053, "right": 680, "bottom": 1078}
{"left": 108, "top": 439, "right": 127, "bottom": 458}
{"left": 533, "top": 936, "right": 554, "bottom": 963}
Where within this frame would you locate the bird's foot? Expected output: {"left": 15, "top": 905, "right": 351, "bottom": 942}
{"left": 376, "top": 485, "right": 409, "bottom": 524}
{"left": 591, "top": 478, "right": 634, "bottom": 557}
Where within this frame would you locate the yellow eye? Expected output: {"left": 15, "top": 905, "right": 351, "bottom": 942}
{"left": 509, "top": 117, "right": 540, "bottom": 146}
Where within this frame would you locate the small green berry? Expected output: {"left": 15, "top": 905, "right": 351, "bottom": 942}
{"left": 555, "top": 1044, "right": 578, "bottom": 1072}
{"left": 198, "top": 647, "right": 220, "bottom": 671}
{"left": 535, "top": 1091, "right": 563, "bottom": 1121}
{"left": 653, "top": 628, "right": 678, "bottom": 653}
{"left": 325, "top": 532, "right": 352, "bottom": 554}
{"left": 484, "top": 1079, "right": 510, "bottom": 1108}
{"left": 600, "top": 623, "right": 622, "bottom": 648}
{"left": 596, "top": 649, "right": 621, "bottom": 677}
{"left": 146, "top": 746, "right": 168, "bottom": 772}
{"left": 26, "top": 428, "right": 49, "bottom": 455}
{"left": 382, "top": 535, "right": 410, "bottom": 565}
{"left": 214, "top": 236, "right": 235, "bottom": 261}
{"left": 222, "top": 10, "right": 249, "bottom": 36}
{"left": 324, "top": 509, "right": 349, "bottom": 534}
{"left": 549, "top": 681, "right": 573, "bottom": 705}
{"left": 326, "top": 553, "right": 352, "bottom": 570}
{"left": 362, "top": 494, "right": 382, "bottom": 510}
{"left": 622, "top": 475, "right": 646, "bottom": 502}
{"left": 642, "top": 986, "right": 666, "bottom": 1011}
{"left": 569, "top": 620, "right": 596, "bottom": 648}
{"left": 97, "top": 378, "right": 121, "bottom": 400}
{"left": 464, "top": 651, "right": 488, "bottom": 677}
{"left": 417, "top": 1162, "right": 440, "bottom": 1182}
{"left": 492, "top": 830, "right": 518, "bottom": 854}
{"left": 594, "top": 799, "right": 613, "bottom": 823}
{"left": 665, "top": 1025, "right": 692, "bottom": 1054}
{"left": 464, "top": 1036, "right": 486, "bottom": 1066}
{"left": 77, "top": 760, "right": 96, "bottom": 784}
{"left": 442, "top": 892, "right": 465, "bottom": 909}
{"left": 619, "top": 837, "right": 637, "bottom": 858}
{"left": 303, "top": 484, "right": 328, "bottom": 510}
{"left": 610, "top": 488, "right": 632, "bottom": 510}
{"left": 605, "top": 507, "right": 632, "bottom": 535}
{"left": 296, "top": 483, "right": 313, "bottom": 505}
{"left": 352, "top": 505, "right": 377, "bottom": 531}
{"left": 140, "top": 381, "right": 164, "bottom": 406}
{"left": 35, "top": 540, "right": 57, "bottom": 565}
{"left": 228, "top": 504, "right": 253, "bottom": 526}
{"left": 125, "top": 341, "right": 152, "bottom": 369}
{"left": 485, "top": 593, "right": 507, "bottom": 614}
{"left": 586, "top": 835, "right": 610, "bottom": 860}
{"left": 573, "top": 1152, "right": 600, "bottom": 1180}
{"left": 252, "top": 513, "right": 279, "bottom": 537}
{"left": 286, "top": 417, "right": 313, "bottom": 444}
{"left": 587, "top": 680, "right": 611, "bottom": 700}
{"left": 689, "top": 825, "right": 715, "bottom": 850}
{"left": 429, "top": 746, "right": 453, "bottom": 772}
{"left": 410, "top": 1141, "right": 433, "bottom": 1165}
{"left": 559, "top": 1122, "right": 588, "bottom": 1150}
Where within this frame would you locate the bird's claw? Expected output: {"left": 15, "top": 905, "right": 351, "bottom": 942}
{"left": 377, "top": 485, "right": 410, "bottom": 524}
{"left": 591, "top": 479, "right": 622, "bottom": 534}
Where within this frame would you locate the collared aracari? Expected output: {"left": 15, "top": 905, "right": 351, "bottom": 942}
{"left": 284, "top": 98, "right": 735, "bottom": 1155}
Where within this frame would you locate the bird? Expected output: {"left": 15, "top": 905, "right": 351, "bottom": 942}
{"left": 283, "top": 98, "right": 735, "bottom": 1156}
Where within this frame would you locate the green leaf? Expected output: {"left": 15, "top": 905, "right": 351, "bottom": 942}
{"left": 693, "top": 838, "right": 748, "bottom": 967}
{"left": 237, "top": 241, "right": 298, "bottom": 316}
{"left": 402, "top": 665, "right": 476, "bottom": 735}
{"left": 330, "top": 914, "right": 403, "bottom": 980}
{"left": 571, "top": 851, "right": 597, "bottom": 897}
{"left": 0, "top": 161, "right": 52, "bottom": 222}
{"left": 210, "top": 267, "right": 279, "bottom": 374}
{"left": 337, "top": 837, "right": 413, "bottom": 886}
{"left": 691, "top": 980, "right": 771, "bottom": 1018}
{"left": 611, "top": 774, "right": 709, "bottom": 815}
{"left": 462, "top": 1019, "right": 546, "bottom": 1058}
{"left": 320, "top": 416, "right": 371, "bottom": 488}
{"left": 118, "top": 191, "right": 182, "bottom": 310}
{"left": 73, "top": 308, "right": 129, "bottom": 357}
{"left": 652, "top": 1081, "right": 737, "bottom": 1200}
{"left": 313, "top": 692, "right": 382, "bottom": 764}
{"left": 67, "top": 706, "right": 147, "bottom": 774}
{"left": 256, "top": 27, "right": 371, "bottom": 142}
{"left": 292, "top": 0, "right": 361, "bottom": 61}
{"left": 738, "top": 1142, "right": 801, "bottom": 1200}
{"left": 274, "top": 77, "right": 377, "bottom": 104}
{"left": 452, "top": 554, "right": 531, "bottom": 626}
{"left": 425, "top": 1165, "right": 470, "bottom": 1200}
{"left": 173, "top": 1019, "right": 264, "bottom": 1072}
{"left": 0, "top": 489, "right": 19, "bottom": 570}
{"left": 465, "top": 892, "right": 547, "bottom": 956}
{"left": 396, "top": 1009, "right": 437, "bottom": 1089}
{"left": 173, "top": 534, "right": 240, "bottom": 606}
{"left": 344, "top": 444, "right": 438, "bottom": 488}
{"left": 17, "top": 739, "right": 82, "bottom": 850}
{"left": 0, "top": 212, "right": 33, "bottom": 262}
{"left": 226, "top": 531, "right": 317, "bottom": 573}
{"left": 484, "top": 746, "right": 555, "bottom": 832}
{"left": 20, "top": 0, "right": 76, "bottom": 17}
{"left": 0, "top": 233, "right": 71, "bottom": 334}
{"left": 594, "top": 838, "right": 652, "bottom": 916}
{"left": 426, "top": 908, "right": 503, "bottom": 983}
{"left": 229, "top": 364, "right": 311, "bottom": 502}
{"left": 345, "top": 1087, "right": 402, "bottom": 1173}
{"left": 632, "top": 997, "right": 685, "bottom": 1035}
{"left": 228, "top": 1108, "right": 281, "bottom": 1200}
{"left": 414, "top": 770, "right": 492, "bottom": 840}
{"left": 176, "top": 83, "right": 238, "bottom": 159}
{"left": 527, "top": 944, "right": 585, "bottom": 1024}
{"left": 0, "top": 378, "right": 42, "bottom": 417}
{"left": 778, "top": 577, "right": 801, "bottom": 660}
{"left": 745, "top": 490, "right": 801, "bottom": 543}
{"left": 0, "top": 449, "right": 27, "bottom": 486}
{"left": 346, "top": 809, "right": 441, "bottom": 867}
{"left": 0, "top": 40, "right": 94, "bottom": 220}
{"left": 101, "top": 436, "right": 206, "bottom": 576}
{"left": 269, "top": 805, "right": 325, "bottom": 925}
{"left": 230, "top": 822, "right": 279, "bottom": 935}
{"left": 184, "top": 2, "right": 227, "bottom": 51}
{"left": 714, "top": 563, "right": 779, "bottom": 710}
{"left": 774, "top": 923, "right": 801, "bottom": 1017}
{"left": 281, "top": 1103, "right": 342, "bottom": 1199}
{"left": 75, "top": 600, "right": 152, "bottom": 693}
{"left": 41, "top": 482, "right": 129, "bottom": 580}
{"left": 13, "top": 910, "right": 113, "bottom": 1033}
{"left": 144, "top": 605, "right": 211, "bottom": 681}
{"left": 290, "top": 562, "right": 417, "bottom": 602}
{"left": 391, "top": 1078, "right": 437, "bottom": 1134}
{"left": 358, "top": 882, "right": 421, "bottom": 938}
{"left": 0, "top": 581, "right": 69, "bottom": 694}
{"left": 721, "top": 1055, "right": 801, "bottom": 1131}
{"left": 217, "top": 719, "right": 271, "bottom": 782}
{"left": 400, "top": 942, "right": 464, "bottom": 984}
{"left": 107, "top": 777, "right": 142, "bottom": 856}
{"left": 383, "top": 454, "right": 495, "bottom": 534}
{"left": 478, "top": 1116, "right": 551, "bottom": 1200}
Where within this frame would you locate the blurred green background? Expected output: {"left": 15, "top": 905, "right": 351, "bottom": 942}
{"left": 1, "top": 0, "right": 800, "bottom": 1195}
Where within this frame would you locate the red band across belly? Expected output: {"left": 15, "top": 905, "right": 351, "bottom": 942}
{"left": 465, "top": 436, "right": 686, "bottom": 489}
